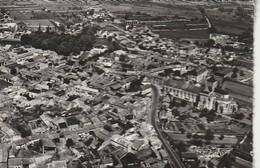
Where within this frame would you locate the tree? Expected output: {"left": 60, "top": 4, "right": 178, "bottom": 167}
{"left": 84, "top": 137, "right": 93, "bottom": 146}
{"left": 89, "top": 9, "right": 94, "bottom": 15}
{"left": 103, "top": 124, "right": 113, "bottom": 132}
{"left": 176, "top": 142, "right": 187, "bottom": 152}
{"left": 180, "top": 100, "right": 187, "bottom": 107}
{"left": 205, "top": 39, "right": 215, "bottom": 47}
{"left": 186, "top": 133, "right": 192, "bottom": 139}
{"left": 239, "top": 70, "right": 245, "bottom": 76}
{"left": 66, "top": 138, "right": 74, "bottom": 148}
{"left": 234, "top": 113, "right": 244, "bottom": 120}
{"left": 1, "top": 8, "right": 6, "bottom": 14}
{"left": 231, "top": 73, "right": 237, "bottom": 78}
{"left": 164, "top": 163, "right": 172, "bottom": 168}
{"left": 189, "top": 139, "right": 203, "bottom": 146}
{"left": 219, "top": 134, "right": 225, "bottom": 140}
{"left": 244, "top": 47, "right": 250, "bottom": 52}
{"left": 194, "top": 41, "right": 200, "bottom": 46}
{"left": 46, "top": 25, "right": 50, "bottom": 33}
{"left": 204, "top": 129, "right": 214, "bottom": 140}
{"left": 193, "top": 134, "right": 199, "bottom": 139}
{"left": 38, "top": 24, "right": 42, "bottom": 32}
{"left": 232, "top": 67, "right": 239, "bottom": 73}
{"left": 107, "top": 36, "right": 113, "bottom": 42}
{"left": 10, "top": 68, "right": 17, "bottom": 75}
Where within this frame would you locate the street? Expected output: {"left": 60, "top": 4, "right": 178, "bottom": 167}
{"left": 150, "top": 84, "right": 185, "bottom": 168}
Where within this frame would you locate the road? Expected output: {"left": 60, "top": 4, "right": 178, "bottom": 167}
{"left": 150, "top": 84, "right": 185, "bottom": 168}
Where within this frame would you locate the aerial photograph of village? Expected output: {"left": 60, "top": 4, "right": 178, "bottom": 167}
{"left": 0, "top": 0, "right": 255, "bottom": 167}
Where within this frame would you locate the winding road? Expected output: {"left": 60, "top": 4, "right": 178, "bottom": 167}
{"left": 150, "top": 84, "right": 185, "bottom": 168}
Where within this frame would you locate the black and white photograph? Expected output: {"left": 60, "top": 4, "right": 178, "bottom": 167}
{"left": 0, "top": 0, "right": 256, "bottom": 168}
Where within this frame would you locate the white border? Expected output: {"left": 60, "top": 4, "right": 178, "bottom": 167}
{"left": 254, "top": 0, "right": 259, "bottom": 167}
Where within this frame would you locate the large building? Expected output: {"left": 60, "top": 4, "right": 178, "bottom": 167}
{"left": 164, "top": 79, "right": 202, "bottom": 103}
{"left": 187, "top": 66, "right": 209, "bottom": 83}
{"left": 16, "top": 19, "right": 56, "bottom": 32}
{"left": 151, "top": 76, "right": 238, "bottom": 114}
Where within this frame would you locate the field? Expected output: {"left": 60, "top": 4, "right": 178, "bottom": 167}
{"left": 9, "top": 11, "right": 34, "bottom": 20}
{"left": 154, "top": 29, "right": 209, "bottom": 40}
{"left": 30, "top": 0, "right": 77, "bottom": 11}
{"left": 98, "top": 1, "right": 202, "bottom": 19}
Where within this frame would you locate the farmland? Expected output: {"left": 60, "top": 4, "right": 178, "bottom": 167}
{"left": 154, "top": 29, "right": 209, "bottom": 40}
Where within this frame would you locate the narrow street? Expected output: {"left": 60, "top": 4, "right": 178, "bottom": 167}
{"left": 150, "top": 84, "right": 185, "bottom": 168}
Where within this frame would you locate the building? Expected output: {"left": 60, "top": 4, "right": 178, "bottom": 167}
{"left": 16, "top": 19, "right": 56, "bottom": 32}
{"left": 0, "top": 121, "right": 21, "bottom": 142}
{"left": 0, "top": 144, "right": 8, "bottom": 168}
{"left": 213, "top": 68, "right": 233, "bottom": 86}
{"left": 198, "top": 88, "right": 237, "bottom": 114}
{"left": 66, "top": 117, "right": 80, "bottom": 130}
{"left": 164, "top": 79, "right": 202, "bottom": 103}
{"left": 181, "top": 152, "right": 198, "bottom": 162}
{"left": 214, "top": 88, "right": 238, "bottom": 114}
{"left": 47, "top": 160, "right": 67, "bottom": 168}
{"left": 187, "top": 66, "right": 208, "bottom": 83}
{"left": 8, "top": 158, "right": 34, "bottom": 168}
{"left": 198, "top": 89, "right": 218, "bottom": 111}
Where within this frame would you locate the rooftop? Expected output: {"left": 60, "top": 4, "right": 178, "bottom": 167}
{"left": 165, "top": 79, "right": 202, "bottom": 94}
{"left": 16, "top": 19, "right": 55, "bottom": 27}
{"left": 66, "top": 116, "right": 80, "bottom": 126}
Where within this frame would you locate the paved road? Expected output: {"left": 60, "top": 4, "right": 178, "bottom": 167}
{"left": 150, "top": 84, "right": 185, "bottom": 168}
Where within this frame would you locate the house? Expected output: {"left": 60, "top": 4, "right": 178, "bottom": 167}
{"left": 100, "top": 158, "right": 113, "bottom": 168}
{"left": 72, "top": 85, "right": 99, "bottom": 95}
{"left": 181, "top": 152, "right": 198, "bottom": 162}
{"left": 0, "top": 121, "right": 21, "bottom": 142}
{"left": 150, "top": 76, "right": 164, "bottom": 86}
{"left": 47, "top": 160, "right": 67, "bottom": 168}
{"left": 136, "top": 148, "right": 154, "bottom": 161}
{"left": 0, "top": 74, "right": 15, "bottom": 84}
{"left": 66, "top": 117, "right": 80, "bottom": 130}
{"left": 0, "top": 144, "right": 8, "bottom": 168}
{"left": 8, "top": 158, "right": 34, "bottom": 168}
{"left": 53, "top": 117, "right": 68, "bottom": 131}
{"left": 0, "top": 94, "right": 12, "bottom": 108}
{"left": 41, "top": 138, "right": 56, "bottom": 154}
{"left": 28, "top": 89, "right": 42, "bottom": 98}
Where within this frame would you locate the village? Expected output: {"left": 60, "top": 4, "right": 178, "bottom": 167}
{"left": 0, "top": 0, "right": 254, "bottom": 168}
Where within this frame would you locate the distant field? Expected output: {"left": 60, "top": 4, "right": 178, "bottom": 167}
{"left": 153, "top": 29, "right": 209, "bottom": 40}
{"left": 9, "top": 11, "right": 34, "bottom": 20}
{"left": 100, "top": 1, "right": 202, "bottom": 19}
{"left": 31, "top": 0, "right": 76, "bottom": 11}
{"left": 32, "top": 11, "right": 57, "bottom": 20}
{"left": 211, "top": 19, "right": 252, "bottom": 35}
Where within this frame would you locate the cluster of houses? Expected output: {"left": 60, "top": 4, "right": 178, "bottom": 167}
{"left": 0, "top": 4, "right": 254, "bottom": 168}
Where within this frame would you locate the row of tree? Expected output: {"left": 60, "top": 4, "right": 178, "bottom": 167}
{"left": 21, "top": 25, "right": 99, "bottom": 56}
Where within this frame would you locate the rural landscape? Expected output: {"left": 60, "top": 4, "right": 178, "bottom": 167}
{"left": 0, "top": 0, "right": 255, "bottom": 168}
